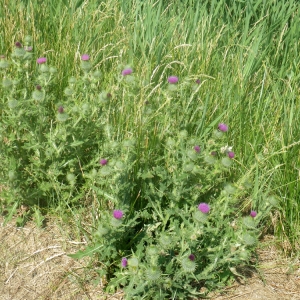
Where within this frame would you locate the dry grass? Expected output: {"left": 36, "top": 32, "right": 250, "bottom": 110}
{"left": 1, "top": 216, "right": 299, "bottom": 300}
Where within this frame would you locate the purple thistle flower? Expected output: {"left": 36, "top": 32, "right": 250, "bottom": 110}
{"left": 37, "top": 57, "right": 47, "bottom": 64}
{"left": 168, "top": 76, "right": 179, "bottom": 84}
{"left": 113, "top": 210, "right": 124, "bottom": 219}
{"left": 99, "top": 159, "right": 108, "bottom": 166}
{"left": 194, "top": 145, "right": 200, "bottom": 153}
{"left": 218, "top": 123, "right": 228, "bottom": 132}
{"left": 58, "top": 106, "right": 64, "bottom": 113}
{"left": 195, "top": 79, "right": 201, "bottom": 84}
{"left": 36, "top": 85, "right": 42, "bottom": 91}
{"left": 250, "top": 211, "right": 257, "bottom": 218}
{"left": 188, "top": 254, "right": 195, "bottom": 261}
{"left": 228, "top": 151, "right": 235, "bottom": 159}
{"left": 122, "top": 68, "right": 133, "bottom": 76}
{"left": 198, "top": 203, "right": 210, "bottom": 214}
{"left": 15, "top": 42, "right": 22, "bottom": 48}
{"left": 81, "top": 54, "right": 90, "bottom": 61}
{"left": 121, "top": 257, "right": 128, "bottom": 267}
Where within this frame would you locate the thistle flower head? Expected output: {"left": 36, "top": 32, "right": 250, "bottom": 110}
{"left": 15, "top": 42, "right": 22, "bottom": 48}
{"left": 250, "top": 210, "right": 257, "bottom": 218}
{"left": 194, "top": 145, "right": 200, "bottom": 153}
{"left": 99, "top": 159, "right": 108, "bottom": 166}
{"left": 188, "top": 254, "right": 195, "bottom": 261}
{"left": 168, "top": 76, "right": 179, "bottom": 84}
{"left": 113, "top": 210, "right": 124, "bottom": 219}
{"left": 218, "top": 123, "right": 228, "bottom": 132}
{"left": 122, "top": 68, "right": 133, "bottom": 76}
{"left": 228, "top": 151, "right": 235, "bottom": 159}
{"left": 58, "top": 106, "right": 64, "bottom": 113}
{"left": 37, "top": 57, "right": 47, "bottom": 64}
{"left": 198, "top": 203, "right": 210, "bottom": 214}
{"left": 121, "top": 257, "right": 128, "bottom": 267}
{"left": 36, "top": 85, "right": 42, "bottom": 91}
{"left": 195, "top": 79, "right": 201, "bottom": 84}
{"left": 81, "top": 54, "right": 90, "bottom": 61}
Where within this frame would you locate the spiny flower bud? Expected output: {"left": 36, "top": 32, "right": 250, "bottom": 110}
{"left": 128, "top": 257, "right": 139, "bottom": 267}
{"left": 243, "top": 233, "right": 256, "bottom": 246}
{"left": 159, "top": 233, "right": 172, "bottom": 248}
{"left": 181, "top": 257, "right": 196, "bottom": 273}
{"left": 145, "top": 266, "right": 161, "bottom": 281}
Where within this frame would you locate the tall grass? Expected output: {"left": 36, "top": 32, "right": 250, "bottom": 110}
{"left": 1, "top": 0, "right": 299, "bottom": 248}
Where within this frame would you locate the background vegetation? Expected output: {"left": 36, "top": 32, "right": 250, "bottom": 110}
{"left": 1, "top": 0, "right": 299, "bottom": 297}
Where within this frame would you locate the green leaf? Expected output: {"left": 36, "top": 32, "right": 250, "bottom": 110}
{"left": 68, "top": 243, "right": 103, "bottom": 259}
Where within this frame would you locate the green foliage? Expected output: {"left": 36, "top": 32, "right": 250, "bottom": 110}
{"left": 1, "top": 0, "right": 300, "bottom": 297}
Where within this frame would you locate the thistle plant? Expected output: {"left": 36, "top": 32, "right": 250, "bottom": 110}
{"left": 69, "top": 121, "right": 277, "bottom": 298}
{"left": 0, "top": 38, "right": 278, "bottom": 298}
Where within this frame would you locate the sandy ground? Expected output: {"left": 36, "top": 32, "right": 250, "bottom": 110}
{"left": 1, "top": 216, "right": 300, "bottom": 300}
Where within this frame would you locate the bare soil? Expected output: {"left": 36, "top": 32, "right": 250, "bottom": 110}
{"left": 1, "top": 216, "right": 299, "bottom": 300}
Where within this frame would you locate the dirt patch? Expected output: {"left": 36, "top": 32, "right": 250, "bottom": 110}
{"left": 1, "top": 216, "right": 299, "bottom": 300}
{"left": 211, "top": 236, "right": 300, "bottom": 299}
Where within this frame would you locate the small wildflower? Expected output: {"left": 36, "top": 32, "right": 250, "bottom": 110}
{"left": 122, "top": 68, "right": 133, "bottom": 76}
{"left": 15, "top": 42, "right": 22, "bottom": 48}
{"left": 195, "top": 79, "right": 201, "bottom": 84}
{"left": 194, "top": 145, "right": 200, "bottom": 153}
{"left": 188, "top": 254, "right": 195, "bottom": 261}
{"left": 99, "top": 159, "right": 108, "bottom": 166}
{"left": 58, "top": 106, "right": 64, "bottom": 113}
{"left": 198, "top": 203, "right": 210, "bottom": 214}
{"left": 121, "top": 257, "right": 128, "bottom": 267}
{"left": 81, "top": 54, "right": 90, "bottom": 61}
{"left": 218, "top": 123, "right": 228, "bottom": 132}
{"left": 36, "top": 85, "right": 42, "bottom": 91}
{"left": 113, "top": 210, "right": 124, "bottom": 219}
{"left": 37, "top": 57, "right": 47, "bottom": 64}
{"left": 250, "top": 211, "right": 257, "bottom": 218}
{"left": 228, "top": 151, "right": 235, "bottom": 159}
{"left": 168, "top": 76, "right": 179, "bottom": 84}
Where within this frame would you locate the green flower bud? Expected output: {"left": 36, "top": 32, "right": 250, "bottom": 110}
{"left": 181, "top": 257, "right": 196, "bottom": 273}
{"left": 145, "top": 266, "right": 161, "bottom": 281}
